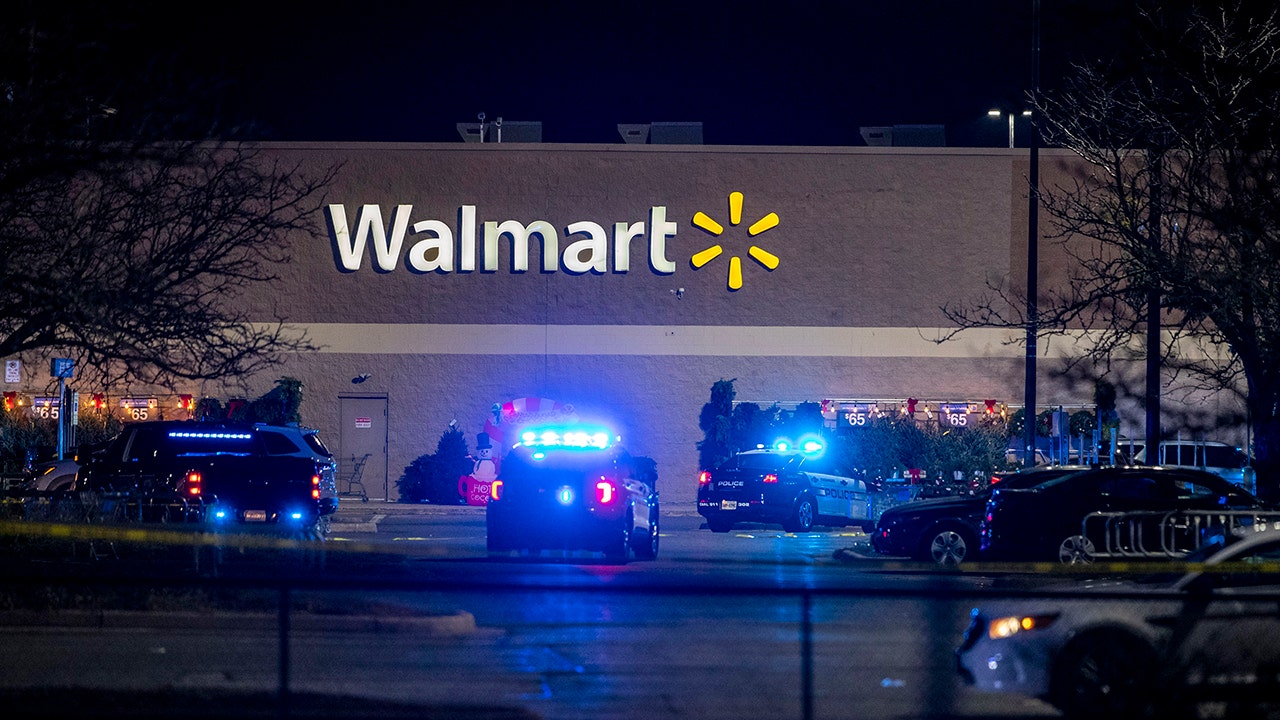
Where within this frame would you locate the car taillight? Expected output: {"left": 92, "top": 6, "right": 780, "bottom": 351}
{"left": 596, "top": 479, "right": 617, "bottom": 504}
{"left": 311, "top": 474, "right": 321, "bottom": 500}
{"left": 491, "top": 480, "right": 503, "bottom": 500}
{"left": 185, "top": 471, "right": 202, "bottom": 497}
{"left": 698, "top": 471, "right": 712, "bottom": 485}
{"left": 763, "top": 473, "right": 778, "bottom": 483}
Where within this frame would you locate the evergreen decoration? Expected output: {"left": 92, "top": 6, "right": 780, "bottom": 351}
{"left": 698, "top": 380, "right": 1012, "bottom": 494}
{"left": 396, "top": 423, "right": 472, "bottom": 504}
{"left": 228, "top": 377, "right": 303, "bottom": 425}
{"left": 697, "top": 379, "right": 736, "bottom": 471}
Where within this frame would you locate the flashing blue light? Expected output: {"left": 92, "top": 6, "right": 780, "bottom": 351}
{"left": 798, "top": 434, "right": 826, "bottom": 456}
{"left": 214, "top": 509, "right": 228, "bottom": 519}
{"left": 773, "top": 437, "right": 826, "bottom": 455}
{"left": 169, "top": 431, "right": 253, "bottom": 440}
{"left": 556, "top": 486, "right": 575, "bottom": 505}
{"left": 532, "top": 451, "right": 546, "bottom": 460}
{"left": 519, "top": 425, "right": 616, "bottom": 450}
{"left": 290, "top": 512, "right": 304, "bottom": 521}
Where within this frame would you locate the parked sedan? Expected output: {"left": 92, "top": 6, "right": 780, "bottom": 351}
{"left": 871, "top": 465, "right": 1090, "bottom": 566}
{"left": 981, "top": 465, "right": 1268, "bottom": 563}
{"left": 958, "top": 528, "right": 1280, "bottom": 719}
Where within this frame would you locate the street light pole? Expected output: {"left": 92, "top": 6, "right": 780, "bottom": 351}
{"left": 988, "top": 109, "right": 1033, "bottom": 149}
{"left": 1024, "top": 0, "right": 1041, "bottom": 468}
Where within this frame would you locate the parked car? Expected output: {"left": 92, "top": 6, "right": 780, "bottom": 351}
{"left": 871, "top": 465, "right": 1091, "bottom": 566}
{"left": 76, "top": 421, "right": 338, "bottom": 537}
{"left": 697, "top": 440, "right": 873, "bottom": 534}
{"left": 486, "top": 425, "right": 659, "bottom": 563}
{"left": 981, "top": 465, "right": 1269, "bottom": 563}
{"left": 22, "top": 458, "right": 79, "bottom": 492}
{"left": 958, "top": 528, "right": 1280, "bottom": 719}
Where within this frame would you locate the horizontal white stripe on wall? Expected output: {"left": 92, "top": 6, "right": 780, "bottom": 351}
{"left": 273, "top": 324, "right": 1037, "bottom": 358}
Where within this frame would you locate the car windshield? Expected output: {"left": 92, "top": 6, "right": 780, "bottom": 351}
{"left": 729, "top": 452, "right": 797, "bottom": 472}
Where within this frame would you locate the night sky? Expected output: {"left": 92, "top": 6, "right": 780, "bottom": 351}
{"left": 124, "top": 1, "right": 1137, "bottom": 146}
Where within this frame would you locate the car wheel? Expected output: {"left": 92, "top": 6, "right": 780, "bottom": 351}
{"left": 783, "top": 496, "right": 816, "bottom": 533}
{"left": 604, "top": 512, "right": 632, "bottom": 563}
{"left": 633, "top": 506, "right": 659, "bottom": 560}
{"left": 920, "top": 525, "right": 974, "bottom": 566}
{"left": 1058, "top": 534, "right": 1096, "bottom": 564}
{"left": 309, "top": 514, "right": 331, "bottom": 542}
{"left": 707, "top": 517, "right": 734, "bottom": 533}
{"left": 1052, "top": 632, "right": 1157, "bottom": 720}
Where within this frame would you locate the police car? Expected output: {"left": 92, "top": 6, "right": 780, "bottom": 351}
{"left": 697, "top": 439, "right": 873, "bottom": 533}
{"left": 486, "top": 426, "right": 659, "bottom": 563}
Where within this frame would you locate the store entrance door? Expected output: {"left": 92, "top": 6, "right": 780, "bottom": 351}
{"left": 338, "top": 394, "right": 389, "bottom": 500}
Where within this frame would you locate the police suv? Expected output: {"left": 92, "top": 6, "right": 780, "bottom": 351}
{"left": 486, "top": 426, "right": 659, "bottom": 563}
{"left": 697, "top": 439, "right": 873, "bottom": 533}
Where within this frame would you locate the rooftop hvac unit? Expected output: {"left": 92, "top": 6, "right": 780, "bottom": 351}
{"left": 859, "top": 126, "right": 892, "bottom": 146}
{"left": 618, "top": 124, "right": 651, "bottom": 144}
{"left": 649, "top": 121, "right": 703, "bottom": 145}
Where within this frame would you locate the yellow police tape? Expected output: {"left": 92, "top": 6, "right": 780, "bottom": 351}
{"left": 0, "top": 519, "right": 391, "bottom": 556}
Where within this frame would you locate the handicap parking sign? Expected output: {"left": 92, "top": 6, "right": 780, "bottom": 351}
{"left": 51, "top": 358, "right": 74, "bottom": 378}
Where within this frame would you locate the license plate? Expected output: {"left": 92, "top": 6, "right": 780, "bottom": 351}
{"left": 720, "top": 500, "right": 738, "bottom": 511}
{"left": 244, "top": 510, "right": 268, "bottom": 522}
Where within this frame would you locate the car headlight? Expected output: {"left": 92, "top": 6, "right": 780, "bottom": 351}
{"left": 987, "top": 613, "right": 1058, "bottom": 640}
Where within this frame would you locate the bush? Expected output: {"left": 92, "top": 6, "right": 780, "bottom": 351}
{"left": 396, "top": 453, "right": 433, "bottom": 504}
{"left": 396, "top": 424, "right": 471, "bottom": 504}
{"left": 0, "top": 411, "right": 53, "bottom": 473}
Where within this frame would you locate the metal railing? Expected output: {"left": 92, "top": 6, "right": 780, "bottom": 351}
{"left": 1080, "top": 509, "right": 1280, "bottom": 559}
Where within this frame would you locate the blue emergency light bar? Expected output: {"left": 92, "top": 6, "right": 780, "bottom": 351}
{"left": 518, "top": 426, "right": 617, "bottom": 450}
{"left": 773, "top": 436, "right": 826, "bottom": 456}
{"left": 168, "top": 431, "right": 253, "bottom": 440}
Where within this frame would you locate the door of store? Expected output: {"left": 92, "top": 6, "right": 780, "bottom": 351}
{"left": 338, "top": 394, "right": 389, "bottom": 500}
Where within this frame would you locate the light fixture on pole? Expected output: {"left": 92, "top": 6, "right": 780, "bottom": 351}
{"left": 988, "top": 109, "right": 1032, "bottom": 148}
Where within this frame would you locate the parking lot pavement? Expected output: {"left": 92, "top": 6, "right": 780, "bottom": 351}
{"left": 331, "top": 498, "right": 703, "bottom": 533}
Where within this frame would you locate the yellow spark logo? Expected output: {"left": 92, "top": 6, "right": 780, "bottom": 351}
{"left": 690, "top": 191, "right": 780, "bottom": 291}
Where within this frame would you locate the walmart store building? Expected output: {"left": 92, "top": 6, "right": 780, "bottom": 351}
{"left": 214, "top": 141, "right": 1230, "bottom": 504}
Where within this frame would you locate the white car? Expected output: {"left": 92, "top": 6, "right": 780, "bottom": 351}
{"left": 957, "top": 528, "right": 1280, "bottom": 718}
{"left": 24, "top": 458, "right": 79, "bottom": 492}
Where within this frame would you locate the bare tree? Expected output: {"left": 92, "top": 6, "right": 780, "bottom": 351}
{"left": 941, "top": 2, "right": 1280, "bottom": 499}
{"left": 0, "top": 3, "right": 333, "bottom": 389}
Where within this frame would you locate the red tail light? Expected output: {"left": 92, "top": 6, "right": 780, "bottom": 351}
{"left": 763, "top": 473, "right": 779, "bottom": 484}
{"left": 311, "top": 474, "right": 321, "bottom": 500}
{"left": 185, "top": 471, "right": 202, "bottom": 497}
{"left": 491, "top": 480, "right": 503, "bottom": 500}
{"left": 698, "top": 471, "right": 712, "bottom": 485}
{"left": 596, "top": 479, "right": 617, "bottom": 504}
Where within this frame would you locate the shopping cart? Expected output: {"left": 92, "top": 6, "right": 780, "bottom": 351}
{"left": 339, "top": 453, "right": 371, "bottom": 502}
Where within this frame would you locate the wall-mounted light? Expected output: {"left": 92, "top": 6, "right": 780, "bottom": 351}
{"left": 352, "top": 373, "right": 372, "bottom": 384}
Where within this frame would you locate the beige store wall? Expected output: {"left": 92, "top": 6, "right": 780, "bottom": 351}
{"left": 221, "top": 143, "right": 1177, "bottom": 505}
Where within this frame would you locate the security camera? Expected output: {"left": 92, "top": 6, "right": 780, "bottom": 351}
{"left": 351, "top": 373, "right": 372, "bottom": 384}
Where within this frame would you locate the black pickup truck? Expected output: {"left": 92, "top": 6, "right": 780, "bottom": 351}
{"left": 76, "top": 421, "right": 338, "bottom": 537}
